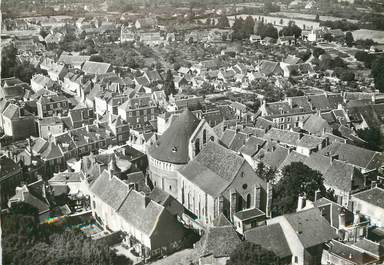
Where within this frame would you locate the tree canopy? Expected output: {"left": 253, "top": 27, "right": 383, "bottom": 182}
{"left": 279, "top": 21, "right": 302, "bottom": 39}
{"left": 217, "top": 15, "right": 230, "bottom": 29}
{"left": 271, "top": 162, "right": 332, "bottom": 216}
{"left": 345, "top": 31, "right": 354, "bottom": 47}
{"left": 2, "top": 203, "right": 131, "bottom": 265}
{"left": 372, "top": 56, "right": 384, "bottom": 92}
{"left": 227, "top": 242, "right": 279, "bottom": 265}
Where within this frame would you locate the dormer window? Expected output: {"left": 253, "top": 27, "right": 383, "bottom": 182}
{"left": 172, "top": 146, "right": 177, "bottom": 152}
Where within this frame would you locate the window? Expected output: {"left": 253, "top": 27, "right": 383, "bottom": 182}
{"left": 129, "top": 112, "right": 132, "bottom": 117}
{"left": 169, "top": 185, "right": 172, "bottom": 191}
{"left": 210, "top": 136, "right": 215, "bottom": 142}
{"left": 247, "top": 194, "right": 251, "bottom": 208}
{"left": 151, "top": 108, "right": 155, "bottom": 114}
{"left": 203, "top": 129, "right": 207, "bottom": 144}
{"left": 143, "top": 109, "right": 147, "bottom": 115}
{"left": 92, "top": 200, "right": 96, "bottom": 209}
{"left": 242, "top": 184, "right": 248, "bottom": 190}
{"left": 294, "top": 256, "right": 298, "bottom": 263}
{"left": 136, "top": 110, "right": 140, "bottom": 116}
{"left": 195, "top": 138, "right": 200, "bottom": 156}
{"left": 144, "top": 116, "right": 147, "bottom": 122}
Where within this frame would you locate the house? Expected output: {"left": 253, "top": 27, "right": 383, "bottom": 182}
{"left": 318, "top": 142, "right": 384, "bottom": 174}
{"left": 249, "top": 34, "right": 262, "bottom": 43}
{"left": 118, "top": 95, "right": 158, "bottom": 129}
{"left": 90, "top": 167, "right": 185, "bottom": 258}
{"left": 0, "top": 155, "right": 23, "bottom": 208}
{"left": 258, "top": 60, "right": 283, "bottom": 76}
{"left": 8, "top": 178, "right": 50, "bottom": 222}
{"left": 47, "top": 63, "right": 68, "bottom": 81}
{"left": 135, "top": 17, "right": 157, "bottom": 29}
{"left": 82, "top": 61, "right": 112, "bottom": 75}
{"left": 245, "top": 223, "right": 292, "bottom": 264}
{"left": 2, "top": 103, "right": 37, "bottom": 140}
{"left": 197, "top": 217, "right": 241, "bottom": 265}
{"left": 36, "top": 95, "right": 69, "bottom": 118}
{"left": 58, "top": 53, "right": 90, "bottom": 69}
{"left": 233, "top": 208, "right": 266, "bottom": 235}
{"left": 352, "top": 187, "right": 384, "bottom": 227}
{"left": 312, "top": 197, "right": 368, "bottom": 242}
{"left": 120, "top": 26, "right": 136, "bottom": 43}
{"left": 148, "top": 110, "right": 218, "bottom": 198}
{"left": 139, "top": 32, "right": 163, "bottom": 46}
{"left": 322, "top": 240, "right": 380, "bottom": 265}
{"left": 48, "top": 172, "right": 83, "bottom": 197}
{"left": 267, "top": 208, "right": 337, "bottom": 265}
{"left": 30, "top": 74, "right": 55, "bottom": 92}
{"left": 177, "top": 142, "right": 269, "bottom": 227}
{"left": 37, "top": 116, "right": 64, "bottom": 139}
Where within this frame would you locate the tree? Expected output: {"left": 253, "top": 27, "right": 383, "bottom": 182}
{"left": 371, "top": 56, "right": 384, "bottom": 92}
{"left": 355, "top": 51, "right": 375, "bottom": 68}
{"left": 313, "top": 47, "right": 325, "bottom": 58}
{"left": 279, "top": 21, "right": 302, "bottom": 39}
{"left": 323, "top": 32, "right": 334, "bottom": 42}
{"left": 243, "top": 16, "right": 255, "bottom": 38}
{"left": 217, "top": 15, "right": 230, "bottom": 29}
{"left": 232, "top": 17, "right": 245, "bottom": 40}
{"left": 334, "top": 68, "right": 355, "bottom": 81}
{"left": 272, "top": 162, "right": 331, "bottom": 216}
{"left": 227, "top": 242, "right": 279, "bottom": 265}
{"left": 164, "top": 69, "right": 177, "bottom": 97}
{"left": 259, "top": 23, "right": 278, "bottom": 39}
{"left": 357, "top": 127, "right": 384, "bottom": 152}
{"left": 345, "top": 31, "right": 354, "bottom": 47}
{"left": 89, "top": 54, "right": 104, "bottom": 62}
{"left": 286, "top": 88, "right": 304, "bottom": 97}
{"left": 1, "top": 45, "right": 18, "bottom": 78}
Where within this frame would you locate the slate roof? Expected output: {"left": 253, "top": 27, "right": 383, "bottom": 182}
{"left": 284, "top": 208, "right": 336, "bottom": 248}
{"left": 178, "top": 142, "right": 246, "bottom": 197}
{"left": 255, "top": 144, "right": 289, "bottom": 170}
{"left": 245, "top": 223, "right": 292, "bottom": 258}
{"left": 0, "top": 155, "right": 21, "bottom": 181}
{"left": 352, "top": 187, "right": 384, "bottom": 209}
{"left": 149, "top": 109, "right": 200, "bottom": 164}
{"left": 297, "top": 135, "right": 324, "bottom": 149}
{"left": 234, "top": 208, "right": 265, "bottom": 221}
{"left": 58, "top": 54, "right": 90, "bottom": 66}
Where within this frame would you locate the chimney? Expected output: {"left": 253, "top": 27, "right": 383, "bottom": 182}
{"left": 314, "top": 189, "right": 321, "bottom": 201}
{"left": 297, "top": 194, "right": 306, "bottom": 211}
{"left": 353, "top": 212, "right": 360, "bottom": 225}
{"left": 339, "top": 212, "right": 346, "bottom": 228}
{"left": 108, "top": 155, "right": 116, "bottom": 179}
{"left": 330, "top": 154, "right": 338, "bottom": 165}
{"left": 371, "top": 181, "right": 377, "bottom": 189}
{"left": 229, "top": 189, "right": 237, "bottom": 222}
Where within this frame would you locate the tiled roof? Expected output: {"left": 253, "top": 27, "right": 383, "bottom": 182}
{"left": 200, "top": 225, "right": 241, "bottom": 258}
{"left": 284, "top": 208, "right": 336, "bottom": 248}
{"left": 327, "top": 240, "right": 378, "bottom": 264}
{"left": 319, "top": 142, "right": 384, "bottom": 170}
{"left": 352, "top": 187, "right": 384, "bottom": 209}
{"left": 82, "top": 61, "right": 111, "bottom": 75}
{"left": 245, "top": 223, "right": 292, "bottom": 258}
{"left": 239, "top": 136, "right": 266, "bottom": 157}
{"left": 178, "top": 142, "right": 247, "bottom": 197}
{"left": 264, "top": 128, "right": 301, "bottom": 146}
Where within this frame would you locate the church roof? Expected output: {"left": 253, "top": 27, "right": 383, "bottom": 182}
{"left": 149, "top": 109, "right": 200, "bottom": 164}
